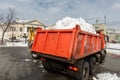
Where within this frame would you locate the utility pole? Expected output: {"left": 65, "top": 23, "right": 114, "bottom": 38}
{"left": 104, "top": 15, "right": 106, "bottom": 24}
{"left": 96, "top": 18, "right": 99, "bottom": 24}
{"left": 11, "top": 27, "right": 13, "bottom": 42}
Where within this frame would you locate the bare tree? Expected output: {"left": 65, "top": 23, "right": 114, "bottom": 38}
{"left": 1, "top": 8, "right": 16, "bottom": 44}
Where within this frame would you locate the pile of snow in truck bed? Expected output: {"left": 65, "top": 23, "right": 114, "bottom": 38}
{"left": 54, "top": 17, "right": 96, "bottom": 34}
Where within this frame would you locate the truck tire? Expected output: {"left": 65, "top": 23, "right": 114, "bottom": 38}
{"left": 76, "top": 61, "right": 90, "bottom": 80}
{"left": 31, "top": 53, "right": 40, "bottom": 59}
{"left": 88, "top": 57, "right": 96, "bottom": 75}
{"left": 100, "top": 50, "right": 106, "bottom": 63}
{"left": 43, "top": 62, "right": 56, "bottom": 73}
{"left": 96, "top": 53, "right": 101, "bottom": 63}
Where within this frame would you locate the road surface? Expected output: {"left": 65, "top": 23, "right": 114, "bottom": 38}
{"left": 0, "top": 47, "right": 120, "bottom": 80}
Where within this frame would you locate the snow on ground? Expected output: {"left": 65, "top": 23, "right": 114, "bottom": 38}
{"left": 93, "top": 72, "right": 120, "bottom": 80}
{"left": 0, "top": 42, "right": 28, "bottom": 47}
{"left": 107, "top": 43, "right": 120, "bottom": 49}
{"left": 106, "top": 49, "right": 120, "bottom": 55}
{"left": 106, "top": 43, "right": 120, "bottom": 55}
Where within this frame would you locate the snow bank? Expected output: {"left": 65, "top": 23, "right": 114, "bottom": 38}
{"left": 106, "top": 49, "right": 120, "bottom": 55}
{"left": 107, "top": 43, "right": 120, "bottom": 49}
{"left": 54, "top": 17, "right": 96, "bottom": 34}
{"left": 0, "top": 42, "right": 28, "bottom": 47}
{"left": 93, "top": 72, "right": 120, "bottom": 80}
{"left": 106, "top": 43, "right": 120, "bottom": 55}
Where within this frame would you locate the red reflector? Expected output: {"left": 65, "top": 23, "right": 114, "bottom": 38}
{"left": 40, "top": 58, "right": 46, "bottom": 61}
{"left": 68, "top": 66, "right": 78, "bottom": 71}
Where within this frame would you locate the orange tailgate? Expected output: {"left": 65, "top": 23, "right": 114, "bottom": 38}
{"left": 31, "top": 28, "right": 76, "bottom": 59}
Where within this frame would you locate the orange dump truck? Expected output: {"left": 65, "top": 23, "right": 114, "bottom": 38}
{"left": 31, "top": 25, "right": 106, "bottom": 80}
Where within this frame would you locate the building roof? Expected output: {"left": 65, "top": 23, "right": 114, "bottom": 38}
{"left": 0, "top": 19, "right": 46, "bottom": 27}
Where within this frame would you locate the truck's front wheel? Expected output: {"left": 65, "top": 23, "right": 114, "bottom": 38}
{"left": 76, "top": 61, "right": 90, "bottom": 80}
{"left": 100, "top": 50, "right": 106, "bottom": 63}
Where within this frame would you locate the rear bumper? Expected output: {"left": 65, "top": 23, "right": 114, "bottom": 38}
{"left": 31, "top": 51, "right": 75, "bottom": 64}
{"left": 52, "top": 63, "right": 78, "bottom": 77}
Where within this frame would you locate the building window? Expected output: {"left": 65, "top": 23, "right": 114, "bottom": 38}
{"left": 7, "top": 27, "right": 11, "bottom": 31}
{"left": 20, "top": 27, "right": 23, "bottom": 32}
{"left": 95, "top": 27, "right": 99, "bottom": 29}
{"left": 27, "top": 28, "right": 29, "bottom": 32}
{"left": 12, "top": 27, "right": 16, "bottom": 31}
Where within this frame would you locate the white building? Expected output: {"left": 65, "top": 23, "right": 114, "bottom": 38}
{"left": 0, "top": 19, "right": 45, "bottom": 41}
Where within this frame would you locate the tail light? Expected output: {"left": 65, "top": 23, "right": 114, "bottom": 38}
{"left": 68, "top": 66, "right": 78, "bottom": 71}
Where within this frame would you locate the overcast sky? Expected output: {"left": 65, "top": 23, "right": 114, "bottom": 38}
{"left": 0, "top": 0, "right": 120, "bottom": 27}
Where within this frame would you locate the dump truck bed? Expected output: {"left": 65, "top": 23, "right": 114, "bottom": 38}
{"left": 31, "top": 25, "right": 105, "bottom": 61}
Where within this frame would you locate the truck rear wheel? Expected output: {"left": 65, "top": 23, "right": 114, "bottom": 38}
{"left": 76, "top": 61, "right": 90, "bottom": 80}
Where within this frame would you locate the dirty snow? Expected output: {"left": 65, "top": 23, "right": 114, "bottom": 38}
{"left": 0, "top": 42, "right": 28, "bottom": 47}
{"left": 38, "top": 64, "right": 44, "bottom": 68}
{"left": 24, "top": 59, "right": 31, "bottom": 62}
{"left": 93, "top": 72, "right": 120, "bottom": 80}
{"left": 33, "top": 59, "right": 38, "bottom": 63}
{"left": 53, "top": 17, "right": 96, "bottom": 34}
{"left": 106, "top": 43, "right": 120, "bottom": 55}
